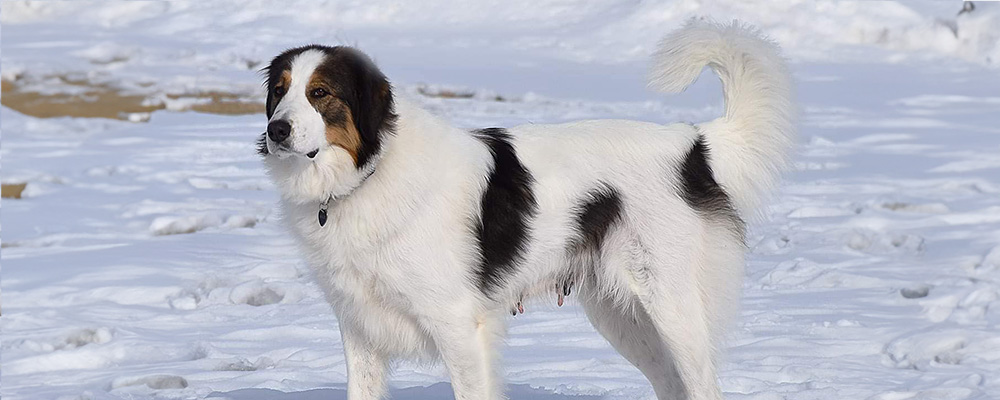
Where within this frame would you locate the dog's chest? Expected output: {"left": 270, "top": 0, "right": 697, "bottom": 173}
{"left": 301, "top": 226, "right": 435, "bottom": 357}
{"left": 299, "top": 222, "right": 403, "bottom": 301}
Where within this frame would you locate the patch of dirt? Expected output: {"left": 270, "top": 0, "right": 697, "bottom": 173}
{"left": 2, "top": 183, "right": 27, "bottom": 199}
{"left": 416, "top": 85, "right": 506, "bottom": 102}
{"left": 1, "top": 77, "right": 264, "bottom": 120}
{"left": 2, "top": 78, "right": 163, "bottom": 120}
{"left": 417, "top": 86, "right": 476, "bottom": 99}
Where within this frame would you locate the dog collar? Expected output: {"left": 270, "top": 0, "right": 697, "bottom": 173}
{"left": 318, "top": 195, "right": 332, "bottom": 226}
{"left": 316, "top": 166, "right": 377, "bottom": 227}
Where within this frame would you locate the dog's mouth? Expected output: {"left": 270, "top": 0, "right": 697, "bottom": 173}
{"left": 270, "top": 143, "right": 320, "bottom": 160}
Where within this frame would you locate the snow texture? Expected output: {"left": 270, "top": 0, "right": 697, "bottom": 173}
{"left": 3, "top": 1, "right": 1000, "bottom": 399}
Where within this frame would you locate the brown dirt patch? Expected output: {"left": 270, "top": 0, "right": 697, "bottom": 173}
{"left": 2, "top": 78, "right": 163, "bottom": 120}
{"left": 415, "top": 85, "right": 506, "bottom": 102}
{"left": 2, "top": 183, "right": 27, "bottom": 199}
{"left": 1, "top": 77, "right": 264, "bottom": 120}
{"left": 416, "top": 86, "right": 476, "bottom": 99}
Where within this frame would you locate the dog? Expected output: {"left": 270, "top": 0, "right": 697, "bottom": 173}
{"left": 258, "top": 20, "right": 795, "bottom": 400}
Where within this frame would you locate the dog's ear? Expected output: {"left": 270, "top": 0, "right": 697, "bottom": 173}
{"left": 265, "top": 87, "right": 275, "bottom": 119}
{"left": 344, "top": 49, "right": 396, "bottom": 169}
{"left": 260, "top": 58, "right": 280, "bottom": 155}
{"left": 263, "top": 53, "right": 288, "bottom": 119}
{"left": 264, "top": 63, "right": 281, "bottom": 119}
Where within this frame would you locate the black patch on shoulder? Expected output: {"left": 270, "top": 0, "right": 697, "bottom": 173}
{"left": 471, "top": 128, "right": 538, "bottom": 293}
{"left": 680, "top": 136, "right": 742, "bottom": 234}
{"left": 571, "top": 185, "right": 623, "bottom": 255}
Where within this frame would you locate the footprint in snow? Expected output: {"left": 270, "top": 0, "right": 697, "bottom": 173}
{"left": 953, "top": 287, "right": 998, "bottom": 323}
{"left": 884, "top": 333, "right": 967, "bottom": 370}
{"left": 900, "top": 285, "right": 931, "bottom": 299}
{"left": 14, "top": 327, "right": 114, "bottom": 352}
{"left": 847, "top": 229, "right": 924, "bottom": 255}
{"left": 215, "top": 357, "right": 275, "bottom": 372}
{"left": 228, "top": 282, "right": 286, "bottom": 306}
{"left": 149, "top": 214, "right": 257, "bottom": 236}
{"left": 168, "top": 278, "right": 229, "bottom": 310}
{"left": 170, "top": 278, "right": 301, "bottom": 309}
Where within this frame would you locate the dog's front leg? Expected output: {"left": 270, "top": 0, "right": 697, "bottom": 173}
{"left": 426, "top": 314, "right": 504, "bottom": 400}
{"left": 340, "top": 324, "right": 388, "bottom": 400}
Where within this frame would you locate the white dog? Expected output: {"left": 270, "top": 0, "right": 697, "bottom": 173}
{"left": 259, "top": 20, "right": 795, "bottom": 400}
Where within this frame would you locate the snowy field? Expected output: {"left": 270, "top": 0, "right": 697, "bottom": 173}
{"left": 3, "top": 1, "right": 1000, "bottom": 399}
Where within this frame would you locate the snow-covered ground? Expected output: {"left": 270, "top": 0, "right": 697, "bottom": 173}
{"left": 3, "top": 1, "right": 1000, "bottom": 399}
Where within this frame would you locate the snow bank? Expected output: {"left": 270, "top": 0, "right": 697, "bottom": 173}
{"left": 3, "top": 0, "right": 998, "bottom": 67}
{"left": 2, "top": 0, "right": 999, "bottom": 108}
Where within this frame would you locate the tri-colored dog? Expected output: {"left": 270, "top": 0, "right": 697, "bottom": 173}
{"left": 259, "top": 21, "right": 795, "bottom": 400}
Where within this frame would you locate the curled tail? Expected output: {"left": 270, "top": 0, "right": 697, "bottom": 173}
{"left": 649, "top": 20, "right": 796, "bottom": 219}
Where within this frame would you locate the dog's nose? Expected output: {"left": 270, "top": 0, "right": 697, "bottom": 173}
{"left": 267, "top": 120, "right": 291, "bottom": 143}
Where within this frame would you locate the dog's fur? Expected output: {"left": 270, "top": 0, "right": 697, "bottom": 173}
{"left": 259, "top": 21, "right": 795, "bottom": 400}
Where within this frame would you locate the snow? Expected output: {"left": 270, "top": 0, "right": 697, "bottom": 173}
{"left": 3, "top": 1, "right": 1000, "bottom": 399}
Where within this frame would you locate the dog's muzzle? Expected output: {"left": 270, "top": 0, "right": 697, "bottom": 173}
{"left": 266, "top": 119, "right": 318, "bottom": 159}
{"left": 267, "top": 120, "right": 291, "bottom": 144}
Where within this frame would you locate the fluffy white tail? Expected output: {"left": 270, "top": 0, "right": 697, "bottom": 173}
{"left": 649, "top": 20, "right": 797, "bottom": 218}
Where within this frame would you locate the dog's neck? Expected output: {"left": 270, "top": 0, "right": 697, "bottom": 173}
{"left": 316, "top": 164, "right": 377, "bottom": 226}
{"left": 297, "top": 97, "right": 475, "bottom": 234}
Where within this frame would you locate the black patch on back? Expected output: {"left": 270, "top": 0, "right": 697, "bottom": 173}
{"left": 471, "top": 128, "right": 538, "bottom": 293}
{"left": 571, "top": 185, "right": 623, "bottom": 255}
{"left": 261, "top": 45, "right": 397, "bottom": 168}
{"left": 679, "top": 136, "right": 742, "bottom": 234}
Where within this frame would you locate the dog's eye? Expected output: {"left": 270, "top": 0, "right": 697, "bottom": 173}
{"left": 274, "top": 86, "right": 286, "bottom": 96}
{"left": 311, "top": 88, "right": 329, "bottom": 99}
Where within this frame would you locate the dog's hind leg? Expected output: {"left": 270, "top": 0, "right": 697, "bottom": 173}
{"left": 591, "top": 226, "right": 726, "bottom": 400}
{"left": 630, "top": 272, "right": 723, "bottom": 400}
{"left": 581, "top": 288, "right": 688, "bottom": 399}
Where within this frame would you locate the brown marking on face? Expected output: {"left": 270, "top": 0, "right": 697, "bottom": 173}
{"left": 277, "top": 70, "right": 291, "bottom": 92}
{"left": 307, "top": 70, "right": 362, "bottom": 164}
{"left": 325, "top": 105, "right": 362, "bottom": 163}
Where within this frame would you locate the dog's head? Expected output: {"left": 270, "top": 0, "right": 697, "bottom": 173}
{"left": 260, "top": 46, "right": 396, "bottom": 203}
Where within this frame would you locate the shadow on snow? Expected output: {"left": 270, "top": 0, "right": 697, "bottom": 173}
{"left": 208, "top": 382, "right": 604, "bottom": 400}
